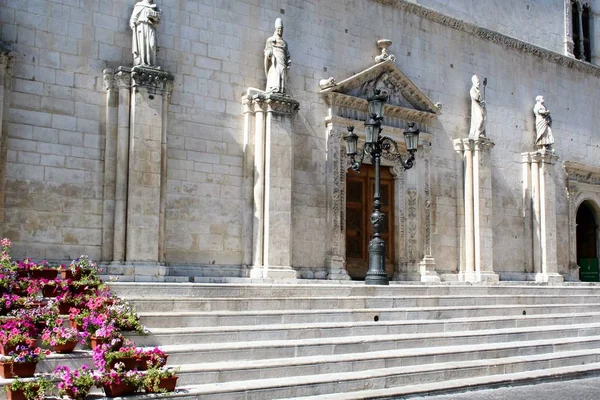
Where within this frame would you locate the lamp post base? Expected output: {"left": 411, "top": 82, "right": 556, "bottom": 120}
{"left": 365, "top": 236, "right": 389, "bottom": 285}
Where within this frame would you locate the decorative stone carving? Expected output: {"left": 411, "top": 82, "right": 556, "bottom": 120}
{"left": 259, "top": 92, "right": 299, "bottom": 114}
{"left": 131, "top": 65, "right": 173, "bottom": 93}
{"left": 406, "top": 189, "right": 418, "bottom": 263}
{"left": 103, "top": 69, "right": 115, "bottom": 90}
{"left": 469, "top": 75, "right": 486, "bottom": 139}
{"left": 319, "top": 77, "right": 337, "bottom": 90}
{"left": 533, "top": 95, "right": 555, "bottom": 150}
{"left": 114, "top": 67, "right": 132, "bottom": 88}
{"left": 264, "top": 18, "right": 291, "bottom": 94}
{"left": 130, "top": 0, "right": 161, "bottom": 67}
{"left": 374, "top": 39, "right": 396, "bottom": 63}
{"left": 0, "top": 51, "right": 15, "bottom": 76}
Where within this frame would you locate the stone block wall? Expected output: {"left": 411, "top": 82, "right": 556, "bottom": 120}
{"left": 0, "top": 0, "right": 598, "bottom": 279}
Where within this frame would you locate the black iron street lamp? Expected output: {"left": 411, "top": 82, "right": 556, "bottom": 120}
{"left": 343, "top": 90, "right": 420, "bottom": 285}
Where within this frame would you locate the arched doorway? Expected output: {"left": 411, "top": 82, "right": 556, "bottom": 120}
{"left": 577, "top": 201, "right": 599, "bottom": 281}
{"left": 345, "top": 164, "right": 395, "bottom": 280}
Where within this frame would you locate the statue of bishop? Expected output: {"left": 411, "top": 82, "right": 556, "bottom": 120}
{"left": 264, "top": 18, "right": 291, "bottom": 94}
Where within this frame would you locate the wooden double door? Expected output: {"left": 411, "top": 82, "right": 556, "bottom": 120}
{"left": 345, "top": 164, "right": 395, "bottom": 280}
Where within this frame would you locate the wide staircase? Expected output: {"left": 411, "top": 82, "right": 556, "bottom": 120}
{"left": 27, "top": 282, "right": 600, "bottom": 399}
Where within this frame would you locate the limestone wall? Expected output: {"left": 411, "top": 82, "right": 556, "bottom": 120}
{"left": 0, "top": 0, "right": 598, "bottom": 279}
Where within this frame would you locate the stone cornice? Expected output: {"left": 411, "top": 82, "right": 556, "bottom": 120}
{"left": 322, "top": 91, "right": 436, "bottom": 124}
{"left": 564, "top": 161, "right": 600, "bottom": 185}
{"left": 373, "top": 0, "right": 600, "bottom": 77}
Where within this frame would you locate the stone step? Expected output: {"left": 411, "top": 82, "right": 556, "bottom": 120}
{"left": 134, "top": 311, "right": 600, "bottom": 343}
{"left": 131, "top": 322, "right": 600, "bottom": 359}
{"left": 108, "top": 282, "right": 600, "bottom": 299}
{"left": 106, "top": 350, "right": 600, "bottom": 400}
{"left": 283, "top": 362, "right": 600, "bottom": 400}
{"left": 126, "top": 294, "right": 600, "bottom": 313}
{"left": 171, "top": 336, "right": 600, "bottom": 386}
{"left": 136, "top": 302, "right": 600, "bottom": 329}
{"left": 33, "top": 324, "right": 600, "bottom": 373}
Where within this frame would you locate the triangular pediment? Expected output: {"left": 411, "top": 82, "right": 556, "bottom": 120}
{"left": 320, "top": 59, "right": 439, "bottom": 124}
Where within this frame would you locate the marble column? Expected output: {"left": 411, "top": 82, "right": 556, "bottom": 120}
{"left": 125, "top": 66, "right": 174, "bottom": 263}
{"left": 522, "top": 150, "right": 563, "bottom": 284}
{"left": 240, "top": 95, "right": 255, "bottom": 269}
{"left": 113, "top": 68, "right": 132, "bottom": 262}
{"left": 455, "top": 137, "right": 499, "bottom": 283}
{"left": 251, "top": 96, "right": 266, "bottom": 273}
{"left": 102, "top": 69, "right": 118, "bottom": 262}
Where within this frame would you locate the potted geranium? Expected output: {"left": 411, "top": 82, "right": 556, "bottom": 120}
{"left": 0, "top": 346, "right": 50, "bottom": 378}
{"left": 94, "top": 362, "right": 143, "bottom": 397}
{"left": 143, "top": 366, "right": 179, "bottom": 393}
{"left": 4, "top": 376, "right": 54, "bottom": 400}
{"left": 41, "top": 324, "right": 80, "bottom": 353}
{"left": 52, "top": 365, "right": 94, "bottom": 400}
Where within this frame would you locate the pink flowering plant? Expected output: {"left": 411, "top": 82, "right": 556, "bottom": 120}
{"left": 41, "top": 324, "right": 80, "bottom": 347}
{"left": 69, "top": 255, "right": 101, "bottom": 276}
{"left": 52, "top": 365, "right": 94, "bottom": 400}
{"left": 136, "top": 347, "right": 168, "bottom": 368}
{"left": 0, "top": 324, "right": 36, "bottom": 348}
{"left": 93, "top": 361, "right": 143, "bottom": 389}
{"left": 13, "top": 305, "right": 59, "bottom": 328}
{"left": 0, "top": 294, "right": 19, "bottom": 311}
{"left": 5, "top": 376, "right": 54, "bottom": 400}
{"left": 106, "top": 299, "right": 145, "bottom": 333}
{"left": 2, "top": 345, "right": 50, "bottom": 363}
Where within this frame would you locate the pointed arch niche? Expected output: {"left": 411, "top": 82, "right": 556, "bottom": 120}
{"left": 565, "top": 161, "right": 600, "bottom": 281}
{"left": 321, "top": 60, "right": 439, "bottom": 281}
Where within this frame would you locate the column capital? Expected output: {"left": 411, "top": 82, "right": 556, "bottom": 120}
{"left": 264, "top": 92, "right": 299, "bottom": 114}
{"left": 472, "top": 137, "right": 495, "bottom": 152}
{"left": 103, "top": 69, "right": 115, "bottom": 90}
{"left": 130, "top": 65, "right": 174, "bottom": 93}
{"left": 453, "top": 138, "right": 473, "bottom": 153}
{"left": 114, "top": 67, "right": 132, "bottom": 89}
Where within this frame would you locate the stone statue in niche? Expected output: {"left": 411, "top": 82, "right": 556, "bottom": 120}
{"left": 264, "top": 18, "right": 291, "bottom": 94}
{"left": 469, "top": 75, "right": 486, "bottom": 139}
{"left": 533, "top": 95, "right": 554, "bottom": 150}
{"left": 130, "top": 0, "right": 161, "bottom": 67}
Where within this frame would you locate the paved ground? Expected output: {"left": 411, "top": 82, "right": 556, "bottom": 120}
{"left": 404, "top": 376, "right": 600, "bottom": 400}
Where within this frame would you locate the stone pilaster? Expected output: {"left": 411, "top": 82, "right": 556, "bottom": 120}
{"left": 240, "top": 94, "right": 255, "bottom": 270}
{"left": 418, "top": 143, "right": 438, "bottom": 282}
{"left": 0, "top": 51, "right": 15, "bottom": 235}
{"left": 522, "top": 149, "right": 563, "bottom": 285}
{"left": 113, "top": 68, "right": 132, "bottom": 262}
{"left": 454, "top": 137, "right": 499, "bottom": 284}
{"left": 324, "top": 126, "right": 350, "bottom": 280}
{"left": 102, "top": 69, "right": 118, "bottom": 262}
{"left": 125, "top": 66, "right": 174, "bottom": 263}
{"left": 243, "top": 91, "right": 299, "bottom": 279}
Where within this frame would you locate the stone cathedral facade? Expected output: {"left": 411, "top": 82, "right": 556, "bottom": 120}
{"left": 0, "top": 0, "right": 599, "bottom": 283}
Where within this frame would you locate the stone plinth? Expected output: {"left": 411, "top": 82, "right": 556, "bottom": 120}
{"left": 454, "top": 137, "right": 499, "bottom": 284}
{"left": 242, "top": 91, "right": 299, "bottom": 279}
{"left": 522, "top": 150, "right": 564, "bottom": 285}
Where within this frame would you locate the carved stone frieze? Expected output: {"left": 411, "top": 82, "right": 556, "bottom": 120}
{"left": 329, "top": 129, "right": 345, "bottom": 257}
{"left": 564, "top": 161, "right": 600, "bottom": 186}
{"left": 372, "top": 0, "right": 600, "bottom": 77}
{"left": 131, "top": 65, "right": 174, "bottom": 93}
{"left": 407, "top": 189, "right": 418, "bottom": 263}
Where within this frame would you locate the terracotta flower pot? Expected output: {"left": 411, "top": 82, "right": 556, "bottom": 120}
{"left": 0, "top": 361, "right": 37, "bottom": 378}
{"left": 102, "top": 382, "right": 137, "bottom": 397}
{"left": 52, "top": 340, "right": 78, "bottom": 354}
{"left": 90, "top": 336, "right": 122, "bottom": 351}
{"left": 0, "top": 342, "right": 26, "bottom": 356}
{"left": 60, "top": 269, "right": 82, "bottom": 281}
{"left": 64, "top": 386, "right": 92, "bottom": 400}
{"left": 41, "top": 285, "right": 62, "bottom": 297}
{"left": 136, "top": 355, "right": 150, "bottom": 370}
{"left": 58, "top": 302, "right": 72, "bottom": 315}
{"left": 145, "top": 376, "right": 178, "bottom": 393}
{"left": 29, "top": 268, "right": 58, "bottom": 280}
{"left": 6, "top": 386, "right": 39, "bottom": 400}
{"left": 109, "top": 356, "right": 138, "bottom": 370}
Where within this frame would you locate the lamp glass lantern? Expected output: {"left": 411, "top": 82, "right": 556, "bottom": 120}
{"left": 344, "top": 128, "right": 359, "bottom": 156}
{"left": 367, "top": 91, "right": 387, "bottom": 118}
{"left": 403, "top": 123, "right": 420, "bottom": 152}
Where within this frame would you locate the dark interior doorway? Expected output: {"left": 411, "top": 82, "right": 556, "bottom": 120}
{"left": 577, "top": 201, "right": 599, "bottom": 281}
